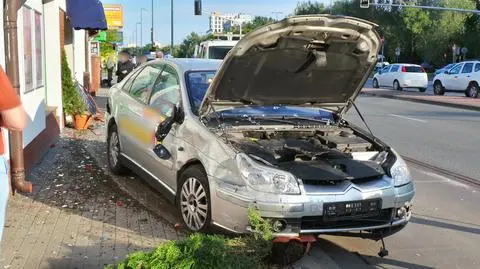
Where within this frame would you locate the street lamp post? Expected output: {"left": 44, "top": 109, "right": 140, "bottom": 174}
{"left": 140, "top": 8, "right": 147, "bottom": 48}
{"left": 151, "top": 0, "right": 154, "bottom": 49}
{"left": 136, "top": 22, "right": 141, "bottom": 48}
{"left": 171, "top": 0, "right": 174, "bottom": 50}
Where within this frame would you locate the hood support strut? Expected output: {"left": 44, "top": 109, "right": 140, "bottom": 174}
{"left": 4, "top": 0, "right": 33, "bottom": 194}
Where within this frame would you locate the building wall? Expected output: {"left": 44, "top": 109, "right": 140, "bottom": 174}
{"left": 43, "top": 0, "right": 63, "bottom": 124}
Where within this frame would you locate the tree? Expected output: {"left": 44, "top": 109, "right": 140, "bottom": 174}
{"left": 175, "top": 32, "right": 213, "bottom": 58}
{"left": 294, "top": 0, "right": 326, "bottom": 15}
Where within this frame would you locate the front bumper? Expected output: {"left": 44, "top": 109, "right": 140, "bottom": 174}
{"left": 210, "top": 176, "right": 415, "bottom": 238}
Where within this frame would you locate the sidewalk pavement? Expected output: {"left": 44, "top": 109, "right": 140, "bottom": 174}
{"left": 0, "top": 123, "right": 183, "bottom": 269}
{"left": 361, "top": 88, "right": 480, "bottom": 111}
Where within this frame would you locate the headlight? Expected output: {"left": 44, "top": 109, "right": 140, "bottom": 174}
{"left": 389, "top": 151, "right": 412, "bottom": 187}
{"left": 235, "top": 153, "right": 300, "bottom": 194}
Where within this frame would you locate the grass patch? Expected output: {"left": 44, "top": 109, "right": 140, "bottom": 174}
{"left": 106, "top": 208, "right": 283, "bottom": 269}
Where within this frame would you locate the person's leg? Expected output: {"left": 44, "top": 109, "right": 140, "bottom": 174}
{"left": 107, "top": 69, "right": 113, "bottom": 86}
{"left": 0, "top": 157, "right": 9, "bottom": 241}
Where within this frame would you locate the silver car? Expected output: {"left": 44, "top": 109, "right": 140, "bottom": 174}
{"left": 105, "top": 15, "right": 415, "bottom": 241}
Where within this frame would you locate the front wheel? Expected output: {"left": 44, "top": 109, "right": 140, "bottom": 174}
{"left": 107, "top": 124, "right": 129, "bottom": 175}
{"left": 418, "top": 87, "right": 427, "bottom": 92}
{"left": 393, "top": 80, "right": 402, "bottom": 91}
{"left": 373, "top": 78, "right": 379, "bottom": 88}
{"left": 178, "top": 165, "right": 212, "bottom": 232}
{"left": 466, "top": 82, "right": 479, "bottom": 98}
{"left": 433, "top": 81, "right": 445, "bottom": 95}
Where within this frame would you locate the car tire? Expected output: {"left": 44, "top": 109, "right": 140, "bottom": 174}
{"left": 393, "top": 80, "right": 402, "bottom": 91}
{"left": 433, "top": 81, "right": 445, "bottom": 95}
{"left": 466, "top": 82, "right": 479, "bottom": 98}
{"left": 418, "top": 87, "right": 426, "bottom": 92}
{"left": 107, "top": 124, "right": 129, "bottom": 175}
{"left": 177, "top": 165, "right": 212, "bottom": 232}
{"left": 373, "top": 78, "right": 379, "bottom": 88}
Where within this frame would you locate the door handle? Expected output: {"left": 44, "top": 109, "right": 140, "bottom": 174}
{"left": 467, "top": 76, "right": 471, "bottom": 78}
{"left": 454, "top": 76, "right": 458, "bottom": 78}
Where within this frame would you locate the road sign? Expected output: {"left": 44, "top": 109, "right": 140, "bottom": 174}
{"left": 360, "top": 0, "right": 369, "bottom": 9}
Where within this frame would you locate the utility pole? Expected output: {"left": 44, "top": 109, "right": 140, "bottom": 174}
{"left": 151, "top": 0, "right": 154, "bottom": 49}
{"left": 171, "top": 0, "right": 174, "bottom": 50}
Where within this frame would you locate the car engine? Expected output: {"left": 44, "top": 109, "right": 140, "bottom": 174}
{"left": 224, "top": 126, "right": 386, "bottom": 184}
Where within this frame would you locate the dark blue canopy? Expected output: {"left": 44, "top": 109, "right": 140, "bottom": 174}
{"left": 66, "top": 0, "right": 107, "bottom": 30}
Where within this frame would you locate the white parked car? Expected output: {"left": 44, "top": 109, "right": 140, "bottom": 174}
{"left": 373, "top": 64, "right": 428, "bottom": 92}
{"left": 432, "top": 61, "right": 480, "bottom": 98}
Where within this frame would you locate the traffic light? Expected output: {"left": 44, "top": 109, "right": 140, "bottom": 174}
{"left": 360, "top": 0, "right": 369, "bottom": 8}
{"left": 194, "top": 0, "right": 202, "bottom": 15}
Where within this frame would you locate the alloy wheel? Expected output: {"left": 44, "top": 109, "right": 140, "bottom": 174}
{"left": 393, "top": 81, "right": 399, "bottom": 91}
{"left": 109, "top": 131, "right": 120, "bottom": 167}
{"left": 180, "top": 177, "right": 208, "bottom": 231}
{"left": 468, "top": 84, "right": 479, "bottom": 98}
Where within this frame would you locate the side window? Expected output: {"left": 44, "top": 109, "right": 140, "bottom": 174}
{"left": 382, "top": 66, "right": 391, "bottom": 73}
{"left": 122, "top": 67, "right": 144, "bottom": 93}
{"left": 474, "top": 63, "right": 480, "bottom": 72}
{"left": 461, "top": 63, "right": 473, "bottom": 74}
{"left": 128, "top": 65, "right": 162, "bottom": 103}
{"left": 149, "top": 65, "right": 181, "bottom": 116}
{"left": 449, "top": 64, "right": 462, "bottom": 75}
{"left": 390, "top": 65, "right": 399, "bottom": 72}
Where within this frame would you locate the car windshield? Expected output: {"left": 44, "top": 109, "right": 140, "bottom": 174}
{"left": 185, "top": 70, "right": 334, "bottom": 122}
{"left": 208, "top": 46, "right": 233, "bottom": 59}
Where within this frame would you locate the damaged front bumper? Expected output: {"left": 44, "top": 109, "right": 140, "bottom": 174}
{"left": 210, "top": 175, "right": 414, "bottom": 239}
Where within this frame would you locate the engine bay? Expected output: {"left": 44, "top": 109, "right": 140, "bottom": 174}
{"left": 224, "top": 126, "right": 386, "bottom": 184}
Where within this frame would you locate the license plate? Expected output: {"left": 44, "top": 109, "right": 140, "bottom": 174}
{"left": 323, "top": 199, "right": 382, "bottom": 220}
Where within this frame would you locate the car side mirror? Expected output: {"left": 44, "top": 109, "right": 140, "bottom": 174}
{"left": 444, "top": 70, "right": 450, "bottom": 74}
{"left": 155, "top": 104, "right": 183, "bottom": 142}
{"left": 378, "top": 70, "right": 382, "bottom": 74}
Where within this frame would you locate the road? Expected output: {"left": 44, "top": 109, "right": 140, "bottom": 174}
{"left": 298, "top": 96, "right": 480, "bottom": 269}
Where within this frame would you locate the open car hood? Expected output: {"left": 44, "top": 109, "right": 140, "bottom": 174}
{"left": 199, "top": 15, "right": 381, "bottom": 117}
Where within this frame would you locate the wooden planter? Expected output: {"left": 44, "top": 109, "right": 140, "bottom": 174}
{"left": 73, "top": 114, "right": 92, "bottom": 130}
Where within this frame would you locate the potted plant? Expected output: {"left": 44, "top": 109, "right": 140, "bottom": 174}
{"left": 61, "top": 49, "right": 91, "bottom": 130}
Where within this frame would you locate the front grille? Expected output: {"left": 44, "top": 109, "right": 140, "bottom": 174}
{"left": 301, "top": 209, "right": 393, "bottom": 230}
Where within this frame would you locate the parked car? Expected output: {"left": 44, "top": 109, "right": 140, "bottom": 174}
{"left": 373, "top": 63, "right": 428, "bottom": 92}
{"left": 434, "top": 63, "right": 455, "bottom": 76}
{"left": 106, "top": 16, "right": 415, "bottom": 241}
{"left": 432, "top": 61, "right": 480, "bottom": 98}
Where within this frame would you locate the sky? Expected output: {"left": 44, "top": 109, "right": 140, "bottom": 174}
{"left": 100, "top": 0, "right": 331, "bottom": 46}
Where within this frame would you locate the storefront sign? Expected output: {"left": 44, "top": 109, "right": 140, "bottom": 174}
{"left": 103, "top": 4, "right": 123, "bottom": 29}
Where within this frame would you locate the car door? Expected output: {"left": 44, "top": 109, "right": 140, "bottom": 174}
{"left": 458, "top": 62, "right": 474, "bottom": 90}
{"left": 389, "top": 65, "right": 400, "bottom": 85}
{"left": 142, "top": 64, "right": 183, "bottom": 191}
{"left": 117, "top": 64, "right": 163, "bottom": 165}
{"left": 115, "top": 67, "right": 145, "bottom": 159}
{"left": 444, "top": 63, "right": 463, "bottom": 90}
{"left": 377, "top": 65, "right": 391, "bottom": 86}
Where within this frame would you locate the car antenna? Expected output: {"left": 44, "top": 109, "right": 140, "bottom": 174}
{"left": 349, "top": 100, "right": 377, "bottom": 144}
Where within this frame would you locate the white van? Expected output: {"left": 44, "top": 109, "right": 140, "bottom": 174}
{"left": 194, "top": 40, "right": 238, "bottom": 60}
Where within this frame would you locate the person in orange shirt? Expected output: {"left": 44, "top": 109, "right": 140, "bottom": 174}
{"left": 0, "top": 66, "right": 27, "bottom": 241}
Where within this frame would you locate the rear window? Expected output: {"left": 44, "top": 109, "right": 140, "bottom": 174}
{"left": 475, "top": 63, "right": 480, "bottom": 72}
{"left": 208, "top": 46, "right": 233, "bottom": 60}
{"left": 404, "top": 66, "right": 424, "bottom": 73}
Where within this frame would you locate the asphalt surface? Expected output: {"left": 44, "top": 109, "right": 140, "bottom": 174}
{"left": 346, "top": 95, "right": 480, "bottom": 180}
{"left": 301, "top": 96, "right": 480, "bottom": 269}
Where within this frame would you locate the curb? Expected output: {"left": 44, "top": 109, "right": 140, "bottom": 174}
{"left": 360, "top": 92, "right": 480, "bottom": 112}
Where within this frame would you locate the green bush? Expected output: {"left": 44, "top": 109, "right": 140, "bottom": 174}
{"left": 61, "top": 49, "right": 86, "bottom": 115}
{"left": 107, "top": 208, "right": 277, "bottom": 269}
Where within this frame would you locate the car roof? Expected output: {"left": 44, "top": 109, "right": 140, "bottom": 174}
{"left": 147, "top": 58, "right": 222, "bottom": 73}
{"left": 200, "top": 40, "right": 238, "bottom": 46}
{"left": 393, "top": 63, "right": 421, "bottom": 66}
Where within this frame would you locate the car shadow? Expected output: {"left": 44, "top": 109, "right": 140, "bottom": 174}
{"left": 411, "top": 216, "right": 480, "bottom": 236}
